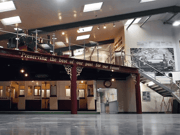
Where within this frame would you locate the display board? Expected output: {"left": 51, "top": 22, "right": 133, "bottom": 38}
{"left": 130, "top": 48, "right": 175, "bottom": 72}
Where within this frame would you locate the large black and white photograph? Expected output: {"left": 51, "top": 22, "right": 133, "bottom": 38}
{"left": 130, "top": 48, "right": 175, "bottom": 72}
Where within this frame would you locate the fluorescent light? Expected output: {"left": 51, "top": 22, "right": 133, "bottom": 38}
{"left": 125, "top": 18, "right": 142, "bottom": 25}
{"left": 173, "top": 21, "right": 180, "bottom": 27}
{"left": 0, "top": 1, "right": 16, "bottom": 13}
{"left": 83, "top": 2, "right": 103, "bottom": 12}
{"left": 76, "top": 34, "right": 90, "bottom": 40}
{"left": 14, "top": 28, "right": 22, "bottom": 31}
{"left": 77, "top": 26, "right": 93, "bottom": 33}
{"left": 55, "top": 41, "right": 66, "bottom": 47}
{"left": 41, "top": 44, "right": 50, "bottom": 49}
{"left": 140, "top": 0, "right": 155, "bottom": 3}
{"left": 1, "top": 16, "right": 21, "bottom": 25}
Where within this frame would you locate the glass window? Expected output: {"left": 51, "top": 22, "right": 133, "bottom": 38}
{"left": 6, "top": 86, "right": 10, "bottom": 97}
{"left": 28, "top": 86, "right": 33, "bottom": 96}
{"left": 41, "top": 89, "right": 45, "bottom": 98}
{"left": 19, "top": 90, "right": 24, "bottom": 95}
{"left": 66, "top": 89, "right": 70, "bottom": 97}
{"left": 0, "top": 86, "right": 3, "bottom": 97}
{"left": 46, "top": 89, "right": 50, "bottom": 98}
{"left": 19, "top": 86, "right": 25, "bottom": 96}
{"left": 79, "top": 89, "right": 85, "bottom": 98}
{"left": 34, "top": 86, "right": 41, "bottom": 96}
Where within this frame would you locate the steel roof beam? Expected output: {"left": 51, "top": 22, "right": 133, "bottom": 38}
{"left": 0, "top": 6, "right": 180, "bottom": 40}
{"left": 163, "top": 13, "right": 178, "bottom": 24}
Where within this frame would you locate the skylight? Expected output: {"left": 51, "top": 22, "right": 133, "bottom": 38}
{"left": 76, "top": 35, "right": 90, "bottom": 40}
{"left": 83, "top": 2, "right": 103, "bottom": 12}
{"left": 1, "top": 16, "right": 21, "bottom": 25}
{"left": 77, "top": 26, "right": 93, "bottom": 33}
{"left": 140, "top": 0, "right": 155, "bottom": 3}
{"left": 0, "top": 1, "right": 16, "bottom": 13}
{"left": 125, "top": 18, "right": 142, "bottom": 25}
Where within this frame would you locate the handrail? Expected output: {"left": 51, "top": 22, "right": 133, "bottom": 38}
{"left": 123, "top": 53, "right": 180, "bottom": 90}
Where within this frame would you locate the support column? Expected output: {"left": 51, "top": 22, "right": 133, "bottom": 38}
{"left": 135, "top": 73, "right": 142, "bottom": 114}
{"left": 71, "top": 65, "right": 77, "bottom": 114}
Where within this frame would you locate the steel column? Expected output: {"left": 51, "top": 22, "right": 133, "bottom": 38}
{"left": 71, "top": 65, "right": 77, "bottom": 114}
{"left": 135, "top": 73, "right": 142, "bottom": 114}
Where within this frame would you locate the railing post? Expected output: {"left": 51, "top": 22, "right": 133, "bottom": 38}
{"left": 135, "top": 73, "right": 142, "bottom": 114}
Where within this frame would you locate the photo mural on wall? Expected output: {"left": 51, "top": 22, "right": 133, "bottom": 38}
{"left": 130, "top": 48, "right": 175, "bottom": 72}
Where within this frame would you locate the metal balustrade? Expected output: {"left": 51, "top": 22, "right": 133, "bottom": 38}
{"left": 123, "top": 54, "right": 180, "bottom": 103}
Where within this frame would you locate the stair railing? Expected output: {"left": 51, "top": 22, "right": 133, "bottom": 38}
{"left": 121, "top": 54, "right": 180, "bottom": 99}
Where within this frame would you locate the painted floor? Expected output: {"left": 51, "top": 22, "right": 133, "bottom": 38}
{"left": 0, "top": 114, "right": 179, "bottom": 135}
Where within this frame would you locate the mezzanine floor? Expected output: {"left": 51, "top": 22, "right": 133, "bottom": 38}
{"left": 0, "top": 114, "right": 179, "bottom": 135}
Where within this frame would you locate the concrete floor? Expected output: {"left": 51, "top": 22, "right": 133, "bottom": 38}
{"left": 0, "top": 114, "right": 180, "bottom": 135}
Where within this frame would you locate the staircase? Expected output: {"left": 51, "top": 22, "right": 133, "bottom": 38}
{"left": 124, "top": 55, "right": 180, "bottom": 104}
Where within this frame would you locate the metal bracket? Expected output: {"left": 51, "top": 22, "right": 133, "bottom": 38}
{"left": 77, "top": 66, "right": 83, "bottom": 77}
{"left": 64, "top": 65, "right": 84, "bottom": 79}
{"left": 64, "top": 65, "right": 72, "bottom": 79}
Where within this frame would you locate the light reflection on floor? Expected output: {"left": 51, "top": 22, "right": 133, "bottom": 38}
{"left": 0, "top": 114, "right": 179, "bottom": 135}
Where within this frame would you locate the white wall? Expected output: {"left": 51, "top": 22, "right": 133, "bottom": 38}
{"left": 173, "top": 26, "right": 180, "bottom": 71}
{"left": 124, "top": 20, "right": 179, "bottom": 71}
{"left": 141, "top": 83, "right": 172, "bottom": 112}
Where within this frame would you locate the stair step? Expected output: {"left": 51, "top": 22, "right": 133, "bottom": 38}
{"left": 154, "top": 87, "right": 164, "bottom": 91}
{"left": 156, "top": 89, "right": 167, "bottom": 92}
{"left": 149, "top": 85, "right": 159, "bottom": 88}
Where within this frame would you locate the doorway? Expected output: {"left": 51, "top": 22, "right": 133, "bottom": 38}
{"left": 41, "top": 83, "right": 50, "bottom": 110}
{"left": 98, "top": 88, "right": 118, "bottom": 114}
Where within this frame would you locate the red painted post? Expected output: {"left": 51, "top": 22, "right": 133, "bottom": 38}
{"left": 71, "top": 64, "right": 77, "bottom": 114}
{"left": 135, "top": 73, "right": 142, "bottom": 114}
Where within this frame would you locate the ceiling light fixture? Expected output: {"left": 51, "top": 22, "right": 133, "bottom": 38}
{"left": 62, "top": 32, "right": 65, "bottom": 35}
{"left": 77, "top": 26, "right": 93, "bottom": 33}
{"left": 76, "top": 34, "right": 90, "bottom": 40}
{"left": 59, "top": 16, "right": 62, "bottom": 20}
{"left": 83, "top": 2, "right": 103, "bottom": 12}
{"left": 20, "top": 69, "right": 25, "bottom": 73}
{"left": 1, "top": 16, "right": 21, "bottom": 25}
{"left": 74, "top": 14, "right": 77, "bottom": 17}
{"left": 25, "top": 73, "right": 28, "bottom": 77}
{"left": 140, "top": 0, "right": 156, "bottom": 3}
{"left": 0, "top": 1, "right": 16, "bottom": 13}
{"left": 14, "top": 28, "right": 22, "bottom": 31}
{"left": 111, "top": 78, "right": 115, "bottom": 82}
{"left": 97, "top": 26, "right": 100, "bottom": 30}
{"left": 173, "top": 21, "right": 180, "bottom": 27}
{"left": 125, "top": 18, "right": 142, "bottom": 25}
{"left": 103, "top": 25, "right": 106, "bottom": 29}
